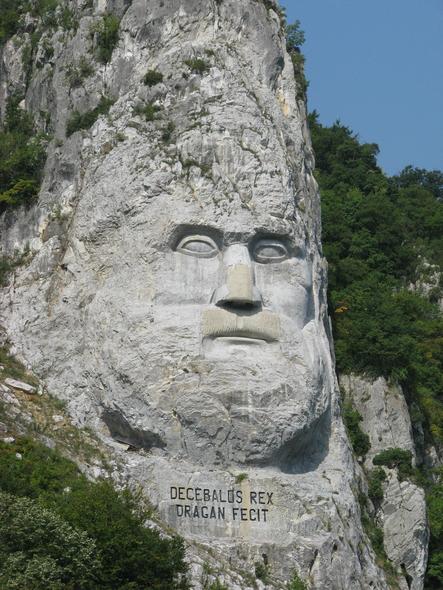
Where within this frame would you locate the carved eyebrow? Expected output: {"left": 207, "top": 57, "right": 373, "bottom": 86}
{"left": 249, "top": 232, "right": 291, "bottom": 247}
{"left": 250, "top": 234, "right": 305, "bottom": 259}
{"left": 169, "top": 224, "right": 223, "bottom": 249}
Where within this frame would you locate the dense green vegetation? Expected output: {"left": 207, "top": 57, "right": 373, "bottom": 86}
{"left": 427, "top": 468, "right": 443, "bottom": 587}
{"left": 310, "top": 112, "right": 443, "bottom": 443}
{"left": 367, "top": 468, "right": 387, "bottom": 507}
{"left": 310, "top": 112, "right": 443, "bottom": 588}
{"left": 0, "top": 437, "right": 189, "bottom": 589}
{"left": 0, "top": 492, "right": 100, "bottom": 590}
{"left": 0, "top": 96, "right": 47, "bottom": 212}
{"left": 288, "top": 572, "right": 308, "bottom": 590}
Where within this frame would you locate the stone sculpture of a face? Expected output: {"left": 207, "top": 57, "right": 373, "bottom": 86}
{"left": 4, "top": 0, "right": 333, "bottom": 470}
{"left": 81, "top": 145, "right": 333, "bottom": 469}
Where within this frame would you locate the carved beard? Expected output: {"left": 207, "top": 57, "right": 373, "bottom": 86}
{"left": 99, "top": 297, "right": 332, "bottom": 471}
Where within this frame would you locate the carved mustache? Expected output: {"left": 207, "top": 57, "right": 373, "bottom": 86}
{"left": 202, "top": 308, "right": 280, "bottom": 342}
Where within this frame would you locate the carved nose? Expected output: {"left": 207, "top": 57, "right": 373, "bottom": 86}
{"left": 212, "top": 244, "right": 262, "bottom": 308}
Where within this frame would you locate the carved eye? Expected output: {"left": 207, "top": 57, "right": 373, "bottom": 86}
{"left": 253, "top": 240, "right": 288, "bottom": 263}
{"left": 176, "top": 235, "right": 219, "bottom": 258}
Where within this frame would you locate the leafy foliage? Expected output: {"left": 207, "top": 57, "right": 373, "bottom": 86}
{"left": 134, "top": 101, "right": 161, "bottom": 122}
{"left": 66, "top": 96, "right": 114, "bottom": 136}
{"left": 373, "top": 448, "right": 414, "bottom": 481}
{"left": 0, "top": 1, "right": 76, "bottom": 46}
{"left": 310, "top": 112, "right": 443, "bottom": 444}
{"left": 285, "top": 21, "right": 307, "bottom": 101}
{"left": 367, "top": 467, "right": 387, "bottom": 506}
{"left": 184, "top": 58, "right": 210, "bottom": 74}
{"left": 0, "top": 96, "right": 47, "bottom": 212}
{"left": 286, "top": 20, "right": 305, "bottom": 51}
{"left": 0, "top": 492, "right": 100, "bottom": 590}
{"left": 342, "top": 401, "right": 371, "bottom": 456}
{"left": 288, "top": 572, "right": 308, "bottom": 590}
{"left": 91, "top": 14, "right": 120, "bottom": 64}
{"left": 0, "top": 437, "right": 189, "bottom": 589}
{"left": 392, "top": 165, "right": 443, "bottom": 201}
{"left": 310, "top": 111, "right": 443, "bottom": 585}
{"left": 144, "top": 69, "right": 164, "bottom": 87}
{"left": 0, "top": 0, "right": 24, "bottom": 45}
{"left": 254, "top": 560, "right": 270, "bottom": 583}
{"left": 425, "top": 469, "right": 443, "bottom": 588}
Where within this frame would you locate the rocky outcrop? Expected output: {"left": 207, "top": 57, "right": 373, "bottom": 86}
{"left": 381, "top": 472, "right": 428, "bottom": 590}
{"left": 340, "top": 375, "right": 416, "bottom": 469}
{"left": 341, "top": 374, "right": 429, "bottom": 590}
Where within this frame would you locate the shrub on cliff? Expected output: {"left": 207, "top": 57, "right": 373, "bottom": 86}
{"left": 0, "top": 96, "right": 47, "bottom": 212}
{"left": 372, "top": 448, "right": 414, "bottom": 481}
{"left": 0, "top": 1, "right": 62, "bottom": 46}
{"left": 66, "top": 96, "right": 114, "bottom": 136}
{"left": 367, "top": 468, "right": 387, "bottom": 506}
{"left": 286, "top": 20, "right": 305, "bottom": 51}
{"left": 342, "top": 401, "right": 370, "bottom": 457}
{"left": 91, "top": 14, "right": 120, "bottom": 64}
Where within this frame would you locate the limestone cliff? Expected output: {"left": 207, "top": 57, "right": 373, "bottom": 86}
{"left": 0, "top": 1, "right": 428, "bottom": 588}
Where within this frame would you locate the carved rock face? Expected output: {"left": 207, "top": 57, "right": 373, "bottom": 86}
{"left": 1, "top": 0, "right": 333, "bottom": 469}
{"left": 73, "top": 135, "right": 332, "bottom": 468}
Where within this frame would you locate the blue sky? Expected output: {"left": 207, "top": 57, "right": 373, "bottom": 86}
{"left": 280, "top": 0, "right": 443, "bottom": 176}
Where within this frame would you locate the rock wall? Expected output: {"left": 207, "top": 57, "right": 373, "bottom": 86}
{"left": 0, "top": 1, "right": 426, "bottom": 588}
{"left": 340, "top": 375, "right": 429, "bottom": 590}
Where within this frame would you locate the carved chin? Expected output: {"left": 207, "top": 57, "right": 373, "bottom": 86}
{"left": 169, "top": 386, "right": 331, "bottom": 470}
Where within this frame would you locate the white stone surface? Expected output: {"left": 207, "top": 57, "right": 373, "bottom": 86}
{"left": 4, "top": 378, "right": 36, "bottom": 394}
{"left": 341, "top": 374, "right": 428, "bottom": 589}
{"left": 340, "top": 374, "right": 416, "bottom": 468}
{"left": 381, "top": 472, "right": 428, "bottom": 590}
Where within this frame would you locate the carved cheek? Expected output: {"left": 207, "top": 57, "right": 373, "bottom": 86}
{"left": 154, "top": 253, "right": 220, "bottom": 305}
{"left": 254, "top": 263, "right": 309, "bottom": 317}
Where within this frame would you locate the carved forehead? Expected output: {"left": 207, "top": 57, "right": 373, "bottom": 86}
{"left": 77, "top": 136, "right": 303, "bottom": 242}
{"left": 149, "top": 205, "right": 309, "bottom": 260}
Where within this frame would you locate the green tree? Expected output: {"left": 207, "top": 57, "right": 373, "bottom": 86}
{"left": 0, "top": 492, "right": 100, "bottom": 590}
{"left": 286, "top": 20, "right": 305, "bottom": 51}
{"left": 55, "top": 481, "right": 189, "bottom": 590}
{"left": 392, "top": 165, "right": 443, "bottom": 201}
{"left": 0, "top": 437, "right": 189, "bottom": 589}
{"left": 0, "top": 96, "right": 47, "bottom": 211}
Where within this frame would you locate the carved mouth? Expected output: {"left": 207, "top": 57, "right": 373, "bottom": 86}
{"left": 202, "top": 308, "right": 280, "bottom": 342}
